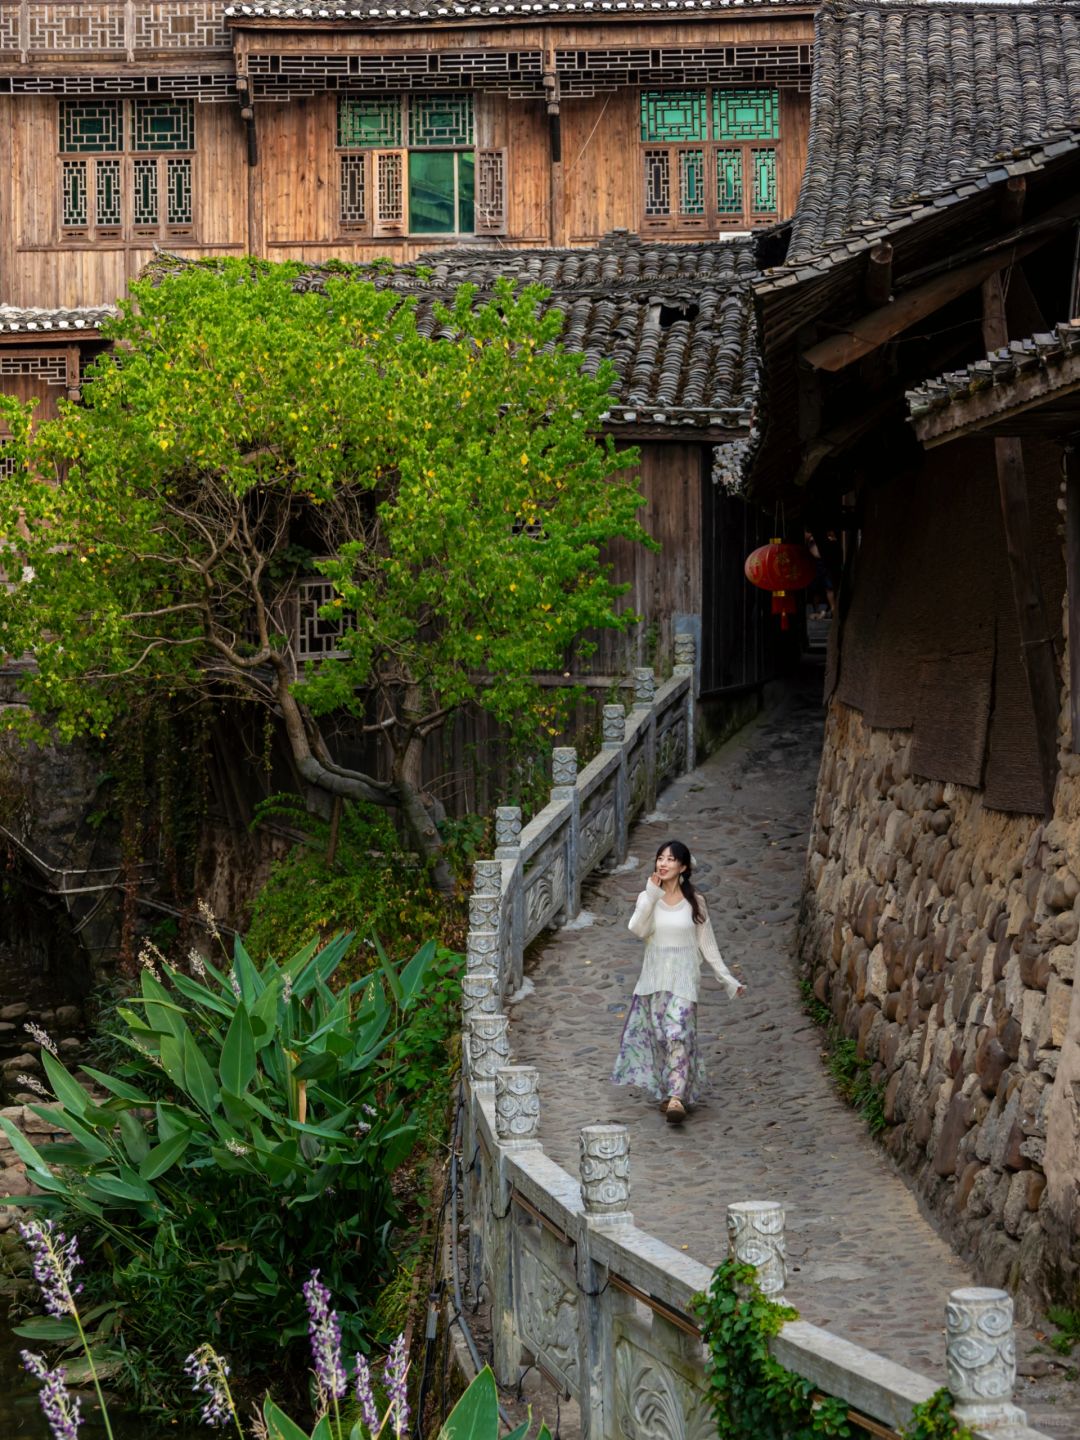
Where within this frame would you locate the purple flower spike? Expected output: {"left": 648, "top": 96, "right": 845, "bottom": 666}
{"left": 383, "top": 1333, "right": 410, "bottom": 1439}
{"left": 354, "top": 1353, "right": 380, "bottom": 1433}
{"left": 183, "top": 1344, "right": 234, "bottom": 1429}
{"left": 18, "top": 1219, "right": 83, "bottom": 1319}
{"left": 303, "top": 1270, "right": 346, "bottom": 1403}
{"left": 22, "top": 1350, "right": 82, "bottom": 1440}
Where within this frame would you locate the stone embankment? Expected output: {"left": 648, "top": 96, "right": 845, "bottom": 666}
{"left": 800, "top": 699, "right": 1080, "bottom": 1311}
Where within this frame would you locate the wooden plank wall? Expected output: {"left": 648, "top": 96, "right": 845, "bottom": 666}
{"left": 0, "top": 85, "right": 811, "bottom": 303}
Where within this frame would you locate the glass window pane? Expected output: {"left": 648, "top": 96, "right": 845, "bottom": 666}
{"left": 752, "top": 148, "right": 777, "bottom": 214}
{"left": 409, "top": 94, "right": 473, "bottom": 148}
{"left": 716, "top": 148, "right": 743, "bottom": 216}
{"left": 338, "top": 97, "right": 402, "bottom": 148}
{"left": 679, "top": 150, "right": 705, "bottom": 216}
{"left": 640, "top": 91, "right": 706, "bottom": 143}
{"left": 713, "top": 88, "right": 779, "bottom": 142}
{"left": 457, "top": 152, "right": 475, "bottom": 234}
{"left": 60, "top": 100, "right": 122, "bottom": 154}
{"left": 409, "top": 151, "right": 456, "bottom": 234}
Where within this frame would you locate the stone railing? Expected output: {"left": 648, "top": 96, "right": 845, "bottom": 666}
{"left": 457, "top": 636, "right": 1054, "bottom": 1440}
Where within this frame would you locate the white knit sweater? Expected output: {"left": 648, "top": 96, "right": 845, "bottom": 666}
{"left": 627, "top": 880, "right": 740, "bottom": 1003}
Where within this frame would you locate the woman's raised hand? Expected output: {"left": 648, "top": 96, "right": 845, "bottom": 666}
{"left": 649, "top": 870, "right": 662, "bottom": 888}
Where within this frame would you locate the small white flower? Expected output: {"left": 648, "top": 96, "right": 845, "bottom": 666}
{"left": 187, "top": 948, "right": 206, "bottom": 979}
{"left": 225, "top": 1139, "right": 249, "bottom": 1157}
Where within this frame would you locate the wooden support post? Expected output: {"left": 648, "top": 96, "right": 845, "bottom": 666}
{"left": 864, "top": 241, "right": 893, "bottom": 307}
{"left": 982, "top": 273, "right": 1061, "bottom": 814}
{"left": 999, "top": 176, "right": 1027, "bottom": 228}
{"left": 1065, "top": 448, "right": 1080, "bottom": 754}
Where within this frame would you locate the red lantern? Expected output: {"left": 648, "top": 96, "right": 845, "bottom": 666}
{"left": 744, "top": 538, "right": 817, "bottom": 630}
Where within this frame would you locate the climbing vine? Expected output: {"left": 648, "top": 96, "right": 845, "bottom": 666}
{"left": 693, "top": 1260, "right": 973, "bottom": 1440}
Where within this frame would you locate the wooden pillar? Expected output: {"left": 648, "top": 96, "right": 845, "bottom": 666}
{"left": 982, "top": 273, "right": 1061, "bottom": 814}
{"left": 1065, "top": 448, "right": 1080, "bottom": 754}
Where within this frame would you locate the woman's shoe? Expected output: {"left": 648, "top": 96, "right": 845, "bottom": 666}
{"left": 665, "top": 1097, "right": 686, "bottom": 1125}
{"left": 659, "top": 1099, "right": 671, "bottom": 1114}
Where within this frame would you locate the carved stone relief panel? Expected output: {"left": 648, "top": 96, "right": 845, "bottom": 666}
{"left": 522, "top": 849, "right": 566, "bottom": 945}
{"left": 656, "top": 718, "right": 687, "bottom": 784}
{"left": 613, "top": 1315, "right": 712, "bottom": 1440}
{"left": 578, "top": 797, "right": 615, "bottom": 876}
{"left": 513, "top": 1222, "right": 580, "bottom": 1397}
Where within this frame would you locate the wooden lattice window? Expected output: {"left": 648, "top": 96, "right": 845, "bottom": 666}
{"left": 336, "top": 95, "right": 505, "bottom": 238}
{"left": 59, "top": 98, "right": 195, "bottom": 242}
{"left": 296, "top": 578, "right": 345, "bottom": 663}
{"left": 640, "top": 87, "right": 780, "bottom": 232}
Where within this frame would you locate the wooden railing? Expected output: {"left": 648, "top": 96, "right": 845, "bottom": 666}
{"left": 458, "top": 632, "right": 1053, "bottom": 1440}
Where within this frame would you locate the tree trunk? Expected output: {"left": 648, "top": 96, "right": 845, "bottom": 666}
{"left": 393, "top": 726, "right": 456, "bottom": 896}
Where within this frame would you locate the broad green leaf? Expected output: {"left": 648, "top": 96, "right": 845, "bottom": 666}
{"left": 220, "top": 1005, "right": 256, "bottom": 1095}
{"left": 437, "top": 1366, "right": 499, "bottom": 1439}
{"left": 292, "top": 1050, "right": 338, "bottom": 1082}
{"left": 78, "top": 1066, "right": 153, "bottom": 1104}
{"left": 139, "top": 1130, "right": 191, "bottom": 1181}
{"left": 12, "top": 1316, "right": 79, "bottom": 1342}
{"left": 139, "top": 972, "right": 187, "bottom": 1040}
{"left": 117, "top": 1110, "right": 150, "bottom": 1165}
{"left": 372, "top": 932, "right": 404, "bottom": 1007}
{"left": 310, "top": 1418, "right": 333, "bottom": 1440}
{"left": 40, "top": 1051, "right": 91, "bottom": 1118}
{"left": 182, "top": 1030, "right": 220, "bottom": 1114}
{"left": 284, "top": 1118, "right": 349, "bottom": 1141}
{"left": 28, "top": 1105, "right": 111, "bottom": 1161}
{"left": 158, "top": 1034, "right": 187, "bottom": 1092}
{"left": 164, "top": 966, "right": 236, "bottom": 1019}
{"left": 232, "top": 936, "right": 265, "bottom": 1004}
{"left": 262, "top": 1398, "right": 310, "bottom": 1440}
{"left": 84, "top": 1173, "right": 156, "bottom": 1205}
{"left": 399, "top": 938, "right": 439, "bottom": 1008}
{"left": 251, "top": 983, "right": 283, "bottom": 1050}
{"left": 0, "top": 1115, "right": 52, "bottom": 1176}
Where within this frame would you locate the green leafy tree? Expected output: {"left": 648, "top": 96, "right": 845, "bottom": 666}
{"left": 0, "top": 262, "right": 648, "bottom": 888}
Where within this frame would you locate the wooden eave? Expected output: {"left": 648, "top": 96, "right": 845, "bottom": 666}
{"left": 912, "top": 353, "right": 1080, "bottom": 449}
{"left": 0, "top": 329, "right": 105, "bottom": 345}
{"left": 226, "top": 10, "right": 816, "bottom": 34}
{"left": 745, "top": 136, "right": 1080, "bottom": 501}
{"left": 229, "top": 14, "right": 816, "bottom": 45}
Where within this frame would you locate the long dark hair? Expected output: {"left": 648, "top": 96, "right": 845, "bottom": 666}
{"left": 656, "top": 839, "right": 705, "bottom": 924}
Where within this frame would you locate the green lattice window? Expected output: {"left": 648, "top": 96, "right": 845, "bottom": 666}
{"left": 60, "top": 100, "right": 122, "bottom": 154}
{"left": 133, "top": 99, "right": 194, "bottom": 153}
{"left": 713, "top": 89, "right": 779, "bottom": 142}
{"left": 640, "top": 86, "right": 780, "bottom": 231}
{"left": 337, "top": 94, "right": 494, "bottom": 237}
{"left": 59, "top": 99, "right": 194, "bottom": 238}
{"left": 409, "top": 94, "right": 474, "bottom": 148}
{"left": 338, "top": 96, "right": 402, "bottom": 149}
{"left": 640, "top": 90, "right": 707, "bottom": 143}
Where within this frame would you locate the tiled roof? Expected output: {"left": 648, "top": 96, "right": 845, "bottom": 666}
{"left": 906, "top": 321, "right": 1080, "bottom": 421}
{"left": 152, "top": 235, "right": 759, "bottom": 431}
{"left": 225, "top": 0, "right": 812, "bottom": 23}
{"left": 0, "top": 306, "right": 116, "bottom": 335}
{"left": 786, "top": 0, "right": 1080, "bottom": 266}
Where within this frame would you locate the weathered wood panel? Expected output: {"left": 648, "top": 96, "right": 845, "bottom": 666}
{"left": 3, "top": 97, "right": 246, "bottom": 307}
{"left": 779, "top": 87, "right": 809, "bottom": 223}
{"left": 562, "top": 90, "right": 638, "bottom": 244}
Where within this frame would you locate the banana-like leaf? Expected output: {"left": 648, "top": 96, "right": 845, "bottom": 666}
{"left": 0, "top": 1114, "right": 52, "bottom": 1176}
{"left": 40, "top": 1051, "right": 91, "bottom": 1118}
{"left": 28, "top": 1104, "right": 111, "bottom": 1161}
{"left": 220, "top": 1005, "right": 256, "bottom": 1095}
{"left": 182, "top": 1030, "right": 220, "bottom": 1114}
{"left": 262, "top": 1398, "right": 309, "bottom": 1440}
{"left": 139, "top": 1130, "right": 191, "bottom": 1181}
{"left": 78, "top": 1066, "right": 153, "bottom": 1105}
{"left": 436, "top": 1366, "right": 499, "bottom": 1438}
{"left": 398, "top": 938, "right": 439, "bottom": 1008}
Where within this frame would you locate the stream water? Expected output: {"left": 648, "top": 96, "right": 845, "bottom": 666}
{"left": 0, "top": 1325, "right": 202, "bottom": 1439}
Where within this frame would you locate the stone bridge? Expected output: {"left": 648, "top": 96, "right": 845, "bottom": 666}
{"left": 456, "top": 640, "right": 1076, "bottom": 1440}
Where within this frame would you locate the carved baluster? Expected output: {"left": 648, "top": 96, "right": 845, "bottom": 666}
{"left": 550, "top": 747, "right": 580, "bottom": 923}
{"left": 462, "top": 970, "right": 499, "bottom": 1023}
{"left": 494, "top": 1065, "right": 540, "bottom": 1146}
{"left": 727, "top": 1200, "right": 787, "bottom": 1300}
{"left": 579, "top": 1123, "right": 631, "bottom": 1225}
{"left": 946, "top": 1288, "right": 1026, "bottom": 1429}
{"left": 602, "top": 703, "right": 626, "bottom": 750}
{"left": 632, "top": 666, "right": 655, "bottom": 708}
{"left": 673, "top": 629, "right": 697, "bottom": 770}
{"left": 468, "top": 857, "right": 503, "bottom": 984}
{"left": 602, "top": 703, "right": 630, "bottom": 863}
{"left": 632, "top": 666, "right": 658, "bottom": 814}
{"left": 467, "top": 1011, "right": 510, "bottom": 1088}
{"left": 494, "top": 805, "right": 522, "bottom": 858}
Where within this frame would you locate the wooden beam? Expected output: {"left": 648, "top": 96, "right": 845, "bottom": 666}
{"left": 999, "top": 176, "right": 1027, "bottom": 228}
{"left": 864, "top": 241, "right": 893, "bottom": 307}
{"left": 1066, "top": 451, "right": 1080, "bottom": 755}
{"left": 982, "top": 273, "right": 1061, "bottom": 815}
{"left": 804, "top": 232, "right": 1048, "bottom": 372}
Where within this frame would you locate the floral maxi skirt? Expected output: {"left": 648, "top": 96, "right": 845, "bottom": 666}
{"left": 611, "top": 990, "right": 705, "bottom": 1105}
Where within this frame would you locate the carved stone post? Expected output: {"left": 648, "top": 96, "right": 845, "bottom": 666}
{"left": 673, "top": 630, "right": 697, "bottom": 771}
{"left": 467, "top": 1011, "right": 510, "bottom": 1089}
{"left": 603, "top": 704, "right": 630, "bottom": 865}
{"left": 489, "top": 1065, "right": 540, "bottom": 1387}
{"left": 551, "top": 746, "right": 581, "bottom": 922}
{"left": 495, "top": 805, "right": 522, "bottom": 859}
{"left": 468, "top": 858, "right": 503, "bottom": 990}
{"left": 632, "top": 666, "right": 658, "bottom": 817}
{"left": 462, "top": 970, "right": 500, "bottom": 1022}
{"left": 727, "top": 1200, "right": 787, "bottom": 1300}
{"left": 945, "top": 1288, "right": 1027, "bottom": 1429}
{"left": 578, "top": 1123, "right": 634, "bottom": 1439}
{"left": 495, "top": 1065, "right": 540, "bottom": 1146}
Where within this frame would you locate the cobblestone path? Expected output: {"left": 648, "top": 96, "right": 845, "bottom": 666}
{"left": 510, "top": 671, "right": 1079, "bottom": 1437}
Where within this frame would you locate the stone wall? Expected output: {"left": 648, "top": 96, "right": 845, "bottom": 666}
{"left": 800, "top": 680, "right": 1080, "bottom": 1312}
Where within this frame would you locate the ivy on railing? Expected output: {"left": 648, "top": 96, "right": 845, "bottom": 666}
{"left": 693, "top": 1261, "right": 974, "bottom": 1440}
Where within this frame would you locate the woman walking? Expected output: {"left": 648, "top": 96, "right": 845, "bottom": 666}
{"left": 612, "top": 840, "right": 745, "bottom": 1125}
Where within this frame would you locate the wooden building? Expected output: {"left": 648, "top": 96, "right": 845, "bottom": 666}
{"left": 742, "top": 0, "right": 1080, "bottom": 1325}
{"left": 0, "top": 0, "right": 819, "bottom": 693}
